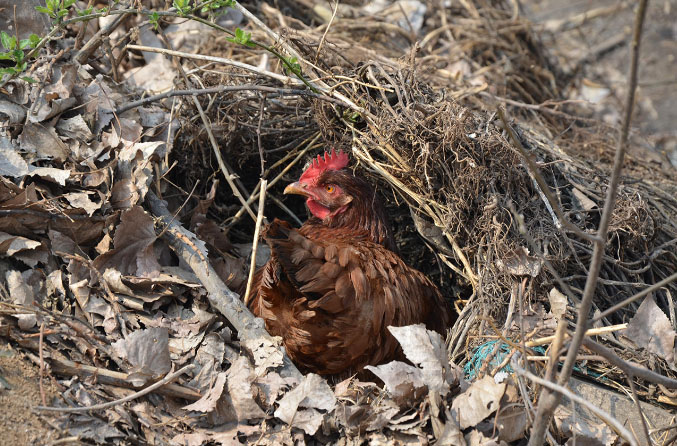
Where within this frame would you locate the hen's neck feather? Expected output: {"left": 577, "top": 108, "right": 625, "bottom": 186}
{"left": 306, "top": 173, "right": 397, "bottom": 252}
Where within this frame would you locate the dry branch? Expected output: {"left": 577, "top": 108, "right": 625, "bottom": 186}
{"left": 528, "top": 2, "right": 650, "bottom": 443}
{"left": 146, "top": 191, "right": 303, "bottom": 381}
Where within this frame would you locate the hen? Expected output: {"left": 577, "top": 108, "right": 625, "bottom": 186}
{"left": 247, "top": 149, "right": 452, "bottom": 375}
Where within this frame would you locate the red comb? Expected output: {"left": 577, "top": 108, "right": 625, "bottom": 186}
{"left": 299, "top": 148, "right": 349, "bottom": 183}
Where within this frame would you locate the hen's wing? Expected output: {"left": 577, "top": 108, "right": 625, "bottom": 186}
{"left": 249, "top": 219, "right": 451, "bottom": 375}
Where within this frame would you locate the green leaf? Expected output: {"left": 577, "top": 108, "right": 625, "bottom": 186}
{"left": 21, "top": 76, "right": 37, "bottom": 83}
{"left": 0, "top": 67, "right": 18, "bottom": 75}
{"left": 63, "top": 0, "right": 77, "bottom": 8}
{"left": 29, "top": 34, "right": 41, "bottom": 47}
{"left": 76, "top": 6, "right": 94, "bottom": 16}
{"left": 19, "top": 39, "right": 31, "bottom": 50}
{"left": 0, "top": 31, "right": 12, "bottom": 50}
{"left": 0, "top": 52, "right": 12, "bottom": 60}
{"left": 149, "top": 11, "right": 160, "bottom": 28}
{"left": 58, "top": 9, "right": 69, "bottom": 18}
{"left": 12, "top": 49, "right": 24, "bottom": 62}
{"left": 35, "top": 6, "right": 51, "bottom": 15}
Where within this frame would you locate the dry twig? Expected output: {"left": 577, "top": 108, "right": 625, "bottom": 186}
{"left": 529, "top": 2, "right": 650, "bottom": 443}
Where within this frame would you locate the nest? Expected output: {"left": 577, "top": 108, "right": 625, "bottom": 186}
{"left": 169, "top": 0, "right": 677, "bottom": 380}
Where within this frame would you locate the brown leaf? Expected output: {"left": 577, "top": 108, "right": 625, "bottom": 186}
{"left": 274, "top": 373, "right": 336, "bottom": 434}
{"left": 435, "top": 408, "right": 465, "bottom": 446}
{"left": 0, "top": 231, "right": 41, "bottom": 256}
{"left": 92, "top": 206, "right": 160, "bottom": 278}
{"left": 184, "top": 372, "right": 227, "bottom": 413}
{"left": 624, "top": 295, "right": 676, "bottom": 364}
{"left": 494, "top": 382, "right": 527, "bottom": 442}
{"left": 6, "top": 270, "right": 38, "bottom": 329}
{"left": 451, "top": 376, "right": 506, "bottom": 429}
{"left": 464, "top": 430, "right": 504, "bottom": 446}
{"left": 497, "top": 247, "right": 542, "bottom": 277}
{"left": 110, "top": 178, "right": 140, "bottom": 210}
{"left": 56, "top": 114, "right": 93, "bottom": 142}
{"left": 242, "top": 336, "right": 285, "bottom": 377}
{"left": 365, "top": 361, "right": 427, "bottom": 406}
{"left": 48, "top": 229, "right": 77, "bottom": 257}
{"left": 64, "top": 191, "right": 102, "bottom": 216}
{"left": 221, "top": 356, "right": 267, "bottom": 422}
{"left": 111, "top": 327, "right": 171, "bottom": 385}
{"left": 548, "top": 287, "right": 568, "bottom": 320}
{"left": 19, "top": 122, "right": 69, "bottom": 161}
{"left": 389, "top": 324, "right": 462, "bottom": 395}
{"left": 554, "top": 406, "right": 617, "bottom": 446}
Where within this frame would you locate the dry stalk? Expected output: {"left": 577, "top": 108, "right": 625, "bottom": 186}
{"left": 529, "top": 4, "right": 650, "bottom": 442}
{"left": 36, "top": 364, "right": 195, "bottom": 412}
{"left": 244, "top": 180, "right": 268, "bottom": 306}
{"left": 153, "top": 33, "right": 259, "bottom": 223}
{"left": 592, "top": 271, "right": 677, "bottom": 322}
{"left": 582, "top": 338, "right": 677, "bottom": 389}
{"left": 514, "top": 359, "right": 638, "bottom": 446}
{"left": 126, "top": 44, "right": 298, "bottom": 84}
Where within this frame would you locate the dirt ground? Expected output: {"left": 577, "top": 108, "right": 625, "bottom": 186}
{"left": 522, "top": 0, "right": 677, "bottom": 166}
{"left": 0, "top": 344, "right": 62, "bottom": 445}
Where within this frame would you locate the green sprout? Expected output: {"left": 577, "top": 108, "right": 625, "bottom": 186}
{"left": 35, "top": 0, "right": 77, "bottom": 23}
{"left": 226, "top": 27, "right": 255, "bottom": 48}
{"left": 0, "top": 31, "right": 41, "bottom": 82}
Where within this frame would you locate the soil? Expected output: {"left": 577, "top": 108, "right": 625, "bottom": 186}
{"left": 521, "top": 0, "right": 677, "bottom": 166}
{"left": 0, "top": 344, "right": 62, "bottom": 446}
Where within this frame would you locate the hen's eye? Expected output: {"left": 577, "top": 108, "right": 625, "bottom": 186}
{"left": 325, "top": 185, "right": 335, "bottom": 193}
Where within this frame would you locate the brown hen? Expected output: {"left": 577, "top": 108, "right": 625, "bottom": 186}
{"left": 247, "top": 150, "right": 452, "bottom": 376}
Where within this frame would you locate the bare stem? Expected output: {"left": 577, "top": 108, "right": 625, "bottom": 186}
{"left": 244, "top": 181, "right": 268, "bottom": 305}
{"left": 528, "top": 1, "right": 649, "bottom": 444}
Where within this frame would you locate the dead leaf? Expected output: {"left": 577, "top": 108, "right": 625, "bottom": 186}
{"left": 365, "top": 361, "right": 427, "bottom": 406}
{"left": 27, "top": 166, "right": 71, "bottom": 185}
{"left": 92, "top": 206, "right": 160, "bottom": 278}
{"left": 274, "top": 373, "right": 336, "bottom": 435}
{"left": 242, "top": 336, "right": 285, "bottom": 376}
{"left": 464, "top": 430, "right": 504, "bottom": 446}
{"left": 219, "top": 356, "right": 266, "bottom": 422}
{"left": 451, "top": 376, "right": 506, "bottom": 429}
{"left": 102, "top": 268, "right": 135, "bottom": 295}
{"left": 555, "top": 406, "right": 618, "bottom": 446}
{"left": 6, "top": 269, "right": 38, "bottom": 329}
{"left": 19, "top": 122, "right": 69, "bottom": 161}
{"left": 0, "top": 144, "right": 29, "bottom": 177}
{"left": 64, "top": 191, "right": 102, "bottom": 216}
{"left": 624, "top": 295, "right": 676, "bottom": 364}
{"left": 497, "top": 247, "right": 543, "bottom": 277}
{"left": 435, "top": 408, "right": 465, "bottom": 446}
{"left": 571, "top": 187, "right": 597, "bottom": 212}
{"left": 389, "top": 324, "right": 461, "bottom": 394}
{"left": 255, "top": 372, "right": 294, "bottom": 409}
{"left": 112, "top": 327, "right": 171, "bottom": 385}
{"left": 184, "top": 372, "right": 227, "bottom": 413}
{"left": 548, "top": 288, "right": 568, "bottom": 320}
{"left": 0, "top": 231, "right": 41, "bottom": 256}
{"left": 56, "top": 114, "right": 93, "bottom": 142}
{"left": 494, "top": 382, "right": 527, "bottom": 442}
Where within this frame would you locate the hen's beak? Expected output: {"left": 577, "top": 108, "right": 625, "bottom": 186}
{"left": 283, "top": 182, "right": 311, "bottom": 197}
